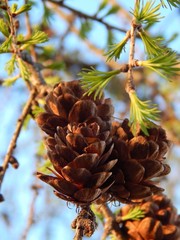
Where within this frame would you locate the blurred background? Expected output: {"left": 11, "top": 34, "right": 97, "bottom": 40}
{"left": 0, "top": 0, "right": 180, "bottom": 239}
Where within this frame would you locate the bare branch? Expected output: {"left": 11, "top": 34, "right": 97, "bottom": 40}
{"left": 98, "top": 203, "right": 123, "bottom": 240}
{"left": 47, "top": 4, "right": 120, "bottom": 70}
{"left": 25, "top": 0, "right": 38, "bottom": 61}
{"left": 126, "top": 21, "right": 138, "bottom": 93}
{"left": 0, "top": 89, "right": 37, "bottom": 194}
{"left": 46, "top": 0, "right": 127, "bottom": 33}
{"left": 21, "top": 184, "right": 41, "bottom": 240}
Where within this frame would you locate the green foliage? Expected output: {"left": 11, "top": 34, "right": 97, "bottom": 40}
{"left": 31, "top": 105, "right": 45, "bottom": 118}
{"left": 5, "top": 54, "right": 16, "bottom": 75}
{"left": 36, "top": 141, "right": 46, "bottom": 157}
{"left": 107, "top": 29, "right": 115, "bottom": 46}
{"left": 96, "top": 0, "right": 119, "bottom": 17}
{"left": 129, "top": 91, "right": 160, "bottom": 135}
{"left": 97, "top": 0, "right": 108, "bottom": 12}
{"left": 121, "top": 206, "right": 145, "bottom": 221}
{"left": 103, "top": 5, "right": 120, "bottom": 17}
{"left": 44, "top": 76, "right": 62, "bottom": 86}
{"left": 17, "top": 57, "right": 30, "bottom": 80}
{"left": 91, "top": 205, "right": 104, "bottom": 223}
{"left": 131, "top": 1, "right": 163, "bottom": 24}
{"left": 79, "top": 67, "right": 121, "bottom": 99}
{"left": 45, "top": 61, "right": 65, "bottom": 70}
{"left": 38, "top": 159, "right": 53, "bottom": 174}
{"left": 0, "top": 36, "right": 12, "bottom": 53}
{"left": 42, "top": 3, "right": 54, "bottom": 25}
{"left": 27, "top": 0, "right": 37, "bottom": 6}
{"left": 161, "top": 0, "right": 180, "bottom": 8}
{"left": 11, "top": 3, "right": 18, "bottom": 13}
{"left": 140, "top": 51, "right": 180, "bottom": 80}
{"left": 17, "top": 34, "right": 25, "bottom": 43}
{"left": 2, "top": 75, "right": 19, "bottom": 87}
{"left": 19, "top": 30, "right": 48, "bottom": 49}
{"left": 166, "top": 33, "right": 178, "bottom": 44}
{"left": 23, "top": 114, "right": 32, "bottom": 130}
{"left": 79, "top": 19, "right": 92, "bottom": 39}
{"left": 109, "top": 234, "right": 117, "bottom": 240}
{"left": 138, "top": 29, "right": 165, "bottom": 57}
{"left": 0, "top": 18, "right": 10, "bottom": 37}
{"left": 105, "top": 34, "right": 129, "bottom": 61}
{"left": 40, "top": 45, "right": 56, "bottom": 58}
{"left": 12, "top": 4, "right": 32, "bottom": 16}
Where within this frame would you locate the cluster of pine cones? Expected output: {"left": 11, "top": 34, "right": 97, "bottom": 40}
{"left": 36, "top": 80, "right": 171, "bottom": 205}
{"left": 119, "top": 194, "right": 180, "bottom": 240}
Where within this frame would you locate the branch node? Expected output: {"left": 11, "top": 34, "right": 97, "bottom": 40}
{"left": 120, "top": 64, "right": 129, "bottom": 72}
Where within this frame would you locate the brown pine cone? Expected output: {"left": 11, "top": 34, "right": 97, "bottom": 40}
{"left": 119, "top": 194, "right": 180, "bottom": 240}
{"left": 36, "top": 80, "right": 117, "bottom": 205}
{"left": 36, "top": 80, "right": 113, "bottom": 136}
{"left": 109, "top": 119, "right": 171, "bottom": 202}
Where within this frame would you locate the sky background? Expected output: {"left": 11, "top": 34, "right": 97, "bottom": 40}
{"left": 0, "top": 1, "right": 180, "bottom": 240}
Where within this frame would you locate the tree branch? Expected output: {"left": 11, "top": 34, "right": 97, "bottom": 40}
{"left": 3, "top": 0, "right": 44, "bottom": 90}
{"left": 98, "top": 203, "right": 123, "bottom": 240}
{"left": 0, "top": 89, "right": 37, "bottom": 195}
{"left": 46, "top": 0, "right": 127, "bottom": 33}
{"left": 20, "top": 184, "right": 41, "bottom": 240}
{"left": 25, "top": 0, "right": 38, "bottom": 62}
{"left": 47, "top": 4, "right": 121, "bottom": 70}
{"left": 4, "top": 0, "right": 20, "bottom": 56}
{"left": 126, "top": 19, "right": 137, "bottom": 93}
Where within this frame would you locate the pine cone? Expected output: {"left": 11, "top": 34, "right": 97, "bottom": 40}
{"left": 36, "top": 80, "right": 113, "bottom": 136}
{"left": 109, "top": 119, "right": 171, "bottom": 202}
{"left": 119, "top": 194, "right": 180, "bottom": 240}
{"left": 36, "top": 80, "right": 117, "bottom": 205}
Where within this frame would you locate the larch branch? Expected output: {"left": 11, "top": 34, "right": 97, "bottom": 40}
{"left": 47, "top": 3, "right": 121, "bottom": 70}
{"left": 46, "top": 0, "right": 127, "bottom": 33}
{"left": 126, "top": 19, "right": 137, "bottom": 94}
{"left": 0, "top": 89, "right": 37, "bottom": 192}
{"left": 98, "top": 203, "right": 123, "bottom": 240}
{"left": 21, "top": 184, "right": 41, "bottom": 240}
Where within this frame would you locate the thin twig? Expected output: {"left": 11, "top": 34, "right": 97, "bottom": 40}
{"left": 21, "top": 183, "right": 41, "bottom": 240}
{"left": 4, "top": 0, "right": 20, "bottom": 57}
{"left": 126, "top": 0, "right": 141, "bottom": 94}
{"left": 98, "top": 203, "right": 123, "bottom": 240}
{"left": 73, "top": 224, "right": 83, "bottom": 240}
{"left": 21, "top": 52, "right": 46, "bottom": 88}
{"left": 4, "top": 0, "right": 45, "bottom": 90}
{"left": 0, "top": 89, "right": 37, "bottom": 192}
{"left": 126, "top": 22, "right": 137, "bottom": 93}
{"left": 47, "top": 4, "right": 120, "bottom": 70}
{"left": 46, "top": 0, "right": 127, "bottom": 33}
{"left": 25, "top": 0, "right": 38, "bottom": 62}
{"left": 24, "top": 0, "right": 46, "bottom": 88}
